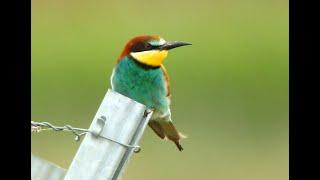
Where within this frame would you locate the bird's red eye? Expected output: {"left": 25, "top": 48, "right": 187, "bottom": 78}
{"left": 145, "top": 44, "right": 151, "bottom": 49}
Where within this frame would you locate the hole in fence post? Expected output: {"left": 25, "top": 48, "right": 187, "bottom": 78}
{"left": 92, "top": 115, "right": 107, "bottom": 137}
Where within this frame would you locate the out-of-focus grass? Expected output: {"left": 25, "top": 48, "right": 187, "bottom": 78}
{"left": 32, "top": 0, "right": 288, "bottom": 179}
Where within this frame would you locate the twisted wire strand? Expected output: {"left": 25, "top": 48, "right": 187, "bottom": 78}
{"left": 31, "top": 121, "right": 141, "bottom": 153}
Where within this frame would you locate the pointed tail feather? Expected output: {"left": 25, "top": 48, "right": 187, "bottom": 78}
{"left": 159, "top": 121, "right": 186, "bottom": 151}
{"left": 149, "top": 119, "right": 186, "bottom": 151}
{"left": 174, "top": 141, "right": 184, "bottom": 151}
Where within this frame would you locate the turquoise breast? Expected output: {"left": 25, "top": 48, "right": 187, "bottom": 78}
{"left": 111, "top": 56, "right": 169, "bottom": 113}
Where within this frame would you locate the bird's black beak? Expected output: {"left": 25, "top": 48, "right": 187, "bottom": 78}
{"left": 158, "top": 41, "right": 192, "bottom": 50}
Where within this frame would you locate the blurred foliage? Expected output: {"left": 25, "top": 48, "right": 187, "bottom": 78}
{"left": 32, "top": 0, "right": 288, "bottom": 179}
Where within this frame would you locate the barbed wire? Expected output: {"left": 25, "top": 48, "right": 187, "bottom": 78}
{"left": 31, "top": 119, "right": 141, "bottom": 153}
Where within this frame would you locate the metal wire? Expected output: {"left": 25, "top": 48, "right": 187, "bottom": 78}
{"left": 31, "top": 118, "right": 143, "bottom": 153}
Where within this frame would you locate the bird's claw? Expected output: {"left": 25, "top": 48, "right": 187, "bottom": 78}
{"left": 144, "top": 108, "right": 154, "bottom": 117}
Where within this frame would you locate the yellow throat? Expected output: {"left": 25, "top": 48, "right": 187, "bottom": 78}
{"left": 130, "top": 50, "right": 168, "bottom": 67}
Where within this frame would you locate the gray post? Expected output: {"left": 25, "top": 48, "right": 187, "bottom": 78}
{"left": 31, "top": 153, "right": 66, "bottom": 180}
{"left": 64, "top": 89, "right": 153, "bottom": 180}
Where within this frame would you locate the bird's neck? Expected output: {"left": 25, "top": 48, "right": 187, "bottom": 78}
{"left": 122, "top": 56, "right": 161, "bottom": 69}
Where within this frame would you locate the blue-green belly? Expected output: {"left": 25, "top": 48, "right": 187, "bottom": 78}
{"left": 111, "top": 57, "right": 169, "bottom": 113}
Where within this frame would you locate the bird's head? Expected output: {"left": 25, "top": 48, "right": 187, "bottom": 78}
{"left": 117, "top": 35, "right": 191, "bottom": 67}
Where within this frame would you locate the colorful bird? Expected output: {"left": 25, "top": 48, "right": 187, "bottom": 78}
{"left": 110, "top": 35, "right": 191, "bottom": 151}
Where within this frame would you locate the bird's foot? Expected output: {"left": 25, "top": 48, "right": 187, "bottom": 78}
{"left": 144, "top": 108, "right": 155, "bottom": 117}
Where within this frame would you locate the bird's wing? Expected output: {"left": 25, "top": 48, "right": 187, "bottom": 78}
{"left": 160, "top": 64, "right": 171, "bottom": 97}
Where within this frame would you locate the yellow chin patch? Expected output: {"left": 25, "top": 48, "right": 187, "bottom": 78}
{"left": 130, "top": 50, "right": 168, "bottom": 67}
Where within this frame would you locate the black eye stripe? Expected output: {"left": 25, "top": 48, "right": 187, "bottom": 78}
{"left": 131, "top": 42, "right": 155, "bottom": 52}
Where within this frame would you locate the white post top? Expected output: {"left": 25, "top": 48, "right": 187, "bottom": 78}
{"left": 64, "top": 89, "right": 153, "bottom": 180}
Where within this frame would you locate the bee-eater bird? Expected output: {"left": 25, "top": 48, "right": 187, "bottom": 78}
{"left": 110, "top": 35, "right": 191, "bottom": 151}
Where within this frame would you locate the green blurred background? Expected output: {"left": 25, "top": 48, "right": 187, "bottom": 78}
{"left": 31, "top": 0, "right": 288, "bottom": 179}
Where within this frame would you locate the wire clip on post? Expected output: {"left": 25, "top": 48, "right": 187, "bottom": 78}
{"left": 31, "top": 114, "right": 148, "bottom": 153}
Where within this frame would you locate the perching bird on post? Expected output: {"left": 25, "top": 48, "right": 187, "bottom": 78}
{"left": 111, "top": 35, "right": 191, "bottom": 151}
